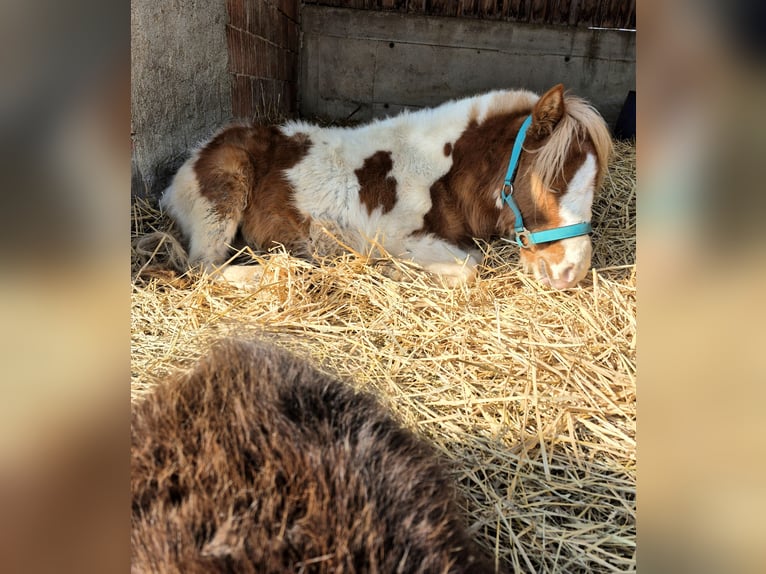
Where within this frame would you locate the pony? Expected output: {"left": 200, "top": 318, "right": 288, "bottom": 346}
{"left": 161, "top": 84, "right": 612, "bottom": 288}
{"left": 131, "top": 339, "right": 501, "bottom": 573}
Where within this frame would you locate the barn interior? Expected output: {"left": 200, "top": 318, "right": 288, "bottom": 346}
{"left": 131, "top": 2, "right": 636, "bottom": 572}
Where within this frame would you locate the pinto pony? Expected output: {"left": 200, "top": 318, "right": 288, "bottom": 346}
{"left": 161, "top": 85, "right": 612, "bottom": 288}
{"left": 132, "top": 339, "right": 500, "bottom": 573}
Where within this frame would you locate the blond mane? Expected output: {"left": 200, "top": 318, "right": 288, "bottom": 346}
{"left": 530, "top": 95, "right": 613, "bottom": 193}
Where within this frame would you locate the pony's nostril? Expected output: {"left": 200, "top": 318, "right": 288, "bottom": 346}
{"left": 560, "top": 264, "right": 575, "bottom": 284}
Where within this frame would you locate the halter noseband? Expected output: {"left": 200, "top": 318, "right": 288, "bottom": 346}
{"left": 501, "top": 114, "right": 592, "bottom": 248}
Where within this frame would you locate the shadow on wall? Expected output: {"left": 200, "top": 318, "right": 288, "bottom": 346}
{"left": 131, "top": 153, "right": 189, "bottom": 199}
{"left": 613, "top": 91, "right": 636, "bottom": 140}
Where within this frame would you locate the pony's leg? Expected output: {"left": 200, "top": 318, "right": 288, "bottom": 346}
{"left": 161, "top": 150, "right": 250, "bottom": 271}
{"left": 239, "top": 195, "right": 312, "bottom": 260}
{"left": 402, "top": 234, "right": 481, "bottom": 286}
{"left": 215, "top": 264, "right": 265, "bottom": 286}
{"left": 187, "top": 211, "right": 240, "bottom": 272}
{"left": 162, "top": 183, "right": 240, "bottom": 271}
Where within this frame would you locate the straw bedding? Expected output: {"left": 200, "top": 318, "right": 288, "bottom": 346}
{"left": 131, "top": 139, "right": 635, "bottom": 573}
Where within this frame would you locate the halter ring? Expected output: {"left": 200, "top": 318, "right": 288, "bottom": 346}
{"left": 514, "top": 229, "right": 533, "bottom": 249}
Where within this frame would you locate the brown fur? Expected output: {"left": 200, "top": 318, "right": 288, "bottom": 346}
{"left": 131, "top": 340, "right": 501, "bottom": 573}
{"left": 418, "top": 113, "right": 530, "bottom": 247}
{"left": 529, "top": 84, "right": 565, "bottom": 138}
{"left": 194, "top": 125, "right": 313, "bottom": 255}
{"left": 419, "top": 86, "right": 611, "bottom": 266}
{"left": 355, "top": 151, "right": 398, "bottom": 216}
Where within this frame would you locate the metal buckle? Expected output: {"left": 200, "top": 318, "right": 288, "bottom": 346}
{"left": 515, "top": 228, "right": 533, "bottom": 249}
{"left": 501, "top": 182, "right": 513, "bottom": 200}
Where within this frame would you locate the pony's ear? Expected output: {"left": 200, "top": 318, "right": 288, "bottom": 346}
{"left": 531, "top": 84, "right": 565, "bottom": 136}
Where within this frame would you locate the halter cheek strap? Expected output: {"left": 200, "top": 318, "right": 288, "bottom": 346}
{"left": 500, "top": 114, "right": 592, "bottom": 248}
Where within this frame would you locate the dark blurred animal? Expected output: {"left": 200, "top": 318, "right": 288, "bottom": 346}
{"left": 131, "top": 339, "right": 500, "bottom": 573}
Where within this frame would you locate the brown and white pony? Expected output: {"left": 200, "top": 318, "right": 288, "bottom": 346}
{"left": 132, "top": 339, "right": 500, "bottom": 573}
{"left": 161, "top": 84, "right": 612, "bottom": 288}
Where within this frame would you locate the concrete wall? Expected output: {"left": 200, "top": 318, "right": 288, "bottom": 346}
{"left": 131, "top": 0, "right": 232, "bottom": 197}
{"left": 300, "top": 6, "right": 635, "bottom": 127}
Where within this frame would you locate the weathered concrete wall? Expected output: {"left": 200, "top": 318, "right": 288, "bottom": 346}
{"left": 131, "top": 0, "right": 232, "bottom": 197}
{"left": 300, "top": 6, "right": 635, "bottom": 127}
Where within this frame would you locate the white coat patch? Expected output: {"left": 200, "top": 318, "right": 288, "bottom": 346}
{"left": 543, "top": 153, "right": 598, "bottom": 289}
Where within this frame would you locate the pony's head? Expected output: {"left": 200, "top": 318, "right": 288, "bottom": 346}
{"left": 500, "top": 85, "right": 613, "bottom": 289}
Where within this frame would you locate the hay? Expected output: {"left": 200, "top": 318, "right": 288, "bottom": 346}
{"left": 131, "top": 139, "right": 636, "bottom": 573}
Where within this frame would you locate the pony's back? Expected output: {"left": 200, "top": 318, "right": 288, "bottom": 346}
{"left": 131, "top": 339, "right": 500, "bottom": 573}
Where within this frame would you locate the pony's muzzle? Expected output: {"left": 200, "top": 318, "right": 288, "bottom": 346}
{"left": 521, "top": 237, "right": 592, "bottom": 290}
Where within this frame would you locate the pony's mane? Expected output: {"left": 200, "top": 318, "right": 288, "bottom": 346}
{"left": 530, "top": 95, "right": 613, "bottom": 193}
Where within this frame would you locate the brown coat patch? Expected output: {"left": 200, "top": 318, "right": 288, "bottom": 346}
{"left": 355, "top": 150, "right": 398, "bottom": 216}
{"left": 419, "top": 114, "right": 533, "bottom": 247}
{"left": 443, "top": 142, "right": 453, "bottom": 156}
{"left": 193, "top": 125, "right": 313, "bottom": 256}
{"left": 132, "top": 339, "right": 501, "bottom": 573}
{"left": 419, "top": 107, "right": 598, "bottom": 250}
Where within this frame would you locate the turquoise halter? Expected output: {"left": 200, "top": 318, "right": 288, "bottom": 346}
{"left": 501, "top": 115, "right": 592, "bottom": 248}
